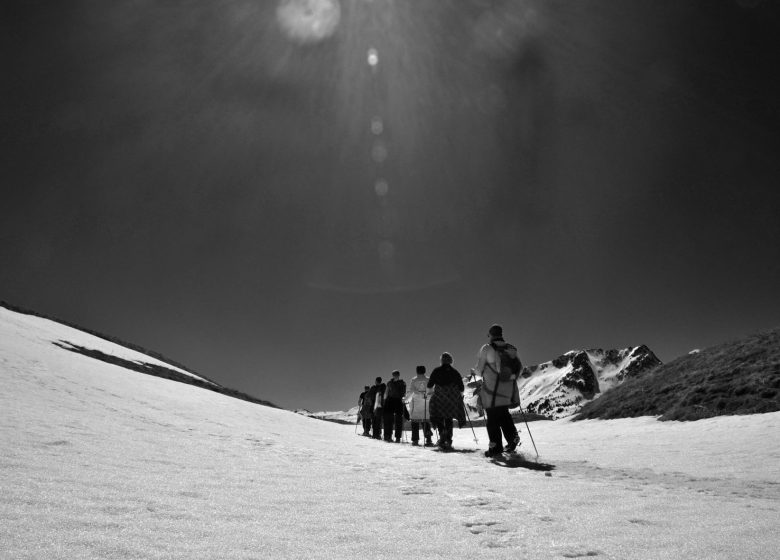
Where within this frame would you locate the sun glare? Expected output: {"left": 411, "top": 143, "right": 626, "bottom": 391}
{"left": 276, "top": 0, "right": 341, "bottom": 44}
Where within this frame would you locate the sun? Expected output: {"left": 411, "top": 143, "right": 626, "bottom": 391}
{"left": 276, "top": 0, "right": 341, "bottom": 44}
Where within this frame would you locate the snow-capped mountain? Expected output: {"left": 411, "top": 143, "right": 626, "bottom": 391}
{"left": 294, "top": 407, "right": 359, "bottom": 424}
{"left": 516, "top": 346, "right": 662, "bottom": 419}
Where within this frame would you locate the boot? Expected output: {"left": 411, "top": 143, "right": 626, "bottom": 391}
{"left": 505, "top": 434, "right": 521, "bottom": 453}
{"left": 484, "top": 443, "right": 504, "bottom": 457}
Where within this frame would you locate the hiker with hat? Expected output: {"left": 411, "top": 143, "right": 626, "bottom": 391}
{"left": 367, "top": 377, "right": 386, "bottom": 440}
{"left": 406, "top": 366, "right": 434, "bottom": 446}
{"left": 475, "top": 324, "right": 522, "bottom": 457}
{"left": 358, "top": 385, "right": 372, "bottom": 436}
{"left": 383, "top": 370, "right": 407, "bottom": 443}
{"left": 427, "top": 352, "right": 466, "bottom": 450}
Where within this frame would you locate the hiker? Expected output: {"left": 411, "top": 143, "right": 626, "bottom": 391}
{"left": 383, "top": 370, "right": 407, "bottom": 442}
{"left": 406, "top": 365, "right": 433, "bottom": 446}
{"left": 475, "top": 324, "right": 522, "bottom": 457}
{"left": 427, "top": 352, "right": 466, "bottom": 450}
{"left": 358, "top": 385, "right": 371, "bottom": 436}
{"left": 367, "top": 377, "right": 386, "bottom": 439}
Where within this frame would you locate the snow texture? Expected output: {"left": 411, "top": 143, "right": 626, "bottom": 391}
{"left": 1, "top": 307, "right": 779, "bottom": 559}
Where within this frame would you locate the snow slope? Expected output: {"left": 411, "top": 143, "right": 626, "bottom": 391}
{"left": 2, "top": 311, "right": 779, "bottom": 559}
{"left": 0, "top": 306, "right": 214, "bottom": 385}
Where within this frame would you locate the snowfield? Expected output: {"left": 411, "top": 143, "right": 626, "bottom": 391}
{"left": 1, "top": 307, "right": 779, "bottom": 559}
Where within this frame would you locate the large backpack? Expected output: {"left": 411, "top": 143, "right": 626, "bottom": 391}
{"left": 490, "top": 342, "right": 522, "bottom": 382}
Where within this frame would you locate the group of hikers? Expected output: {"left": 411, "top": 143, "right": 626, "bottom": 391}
{"left": 357, "top": 324, "right": 528, "bottom": 457}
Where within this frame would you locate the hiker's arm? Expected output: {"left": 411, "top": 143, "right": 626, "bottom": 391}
{"left": 475, "top": 345, "right": 488, "bottom": 375}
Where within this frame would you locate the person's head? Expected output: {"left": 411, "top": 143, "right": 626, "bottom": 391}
{"left": 364, "top": 385, "right": 370, "bottom": 391}
{"left": 375, "top": 376, "right": 382, "bottom": 384}
{"left": 391, "top": 370, "right": 400, "bottom": 380}
{"left": 440, "top": 352, "right": 453, "bottom": 365}
{"left": 488, "top": 324, "right": 503, "bottom": 340}
{"left": 416, "top": 365, "right": 426, "bottom": 375}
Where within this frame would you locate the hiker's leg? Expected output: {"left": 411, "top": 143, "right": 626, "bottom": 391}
{"left": 363, "top": 414, "right": 372, "bottom": 434}
{"left": 394, "top": 410, "right": 403, "bottom": 440}
{"left": 372, "top": 410, "right": 383, "bottom": 439}
{"left": 383, "top": 408, "right": 393, "bottom": 440}
{"left": 485, "top": 408, "right": 503, "bottom": 451}
{"left": 499, "top": 406, "right": 518, "bottom": 443}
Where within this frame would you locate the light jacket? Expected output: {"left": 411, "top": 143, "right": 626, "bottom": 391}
{"left": 405, "top": 375, "right": 430, "bottom": 421}
{"left": 476, "top": 339, "right": 519, "bottom": 409}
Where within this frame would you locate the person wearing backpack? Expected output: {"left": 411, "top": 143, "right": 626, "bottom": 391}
{"left": 383, "top": 370, "right": 407, "bottom": 442}
{"left": 427, "top": 352, "right": 466, "bottom": 450}
{"left": 475, "top": 324, "right": 522, "bottom": 457}
{"left": 367, "top": 377, "right": 386, "bottom": 440}
{"left": 406, "top": 366, "right": 434, "bottom": 446}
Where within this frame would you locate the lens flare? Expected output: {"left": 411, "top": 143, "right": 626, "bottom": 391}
{"left": 367, "top": 48, "right": 379, "bottom": 66}
{"left": 371, "top": 117, "right": 384, "bottom": 135}
{"left": 276, "top": 0, "right": 341, "bottom": 44}
{"left": 374, "top": 179, "right": 389, "bottom": 197}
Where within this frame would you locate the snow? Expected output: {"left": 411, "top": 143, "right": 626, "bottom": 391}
{"left": 2, "top": 310, "right": 779, "bottom": 559}
{"left": 0, "top": 307, "right": 214, "bottom": 385}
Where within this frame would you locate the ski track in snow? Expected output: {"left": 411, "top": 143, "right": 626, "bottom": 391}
{"left": 1, "top": 307, "right": 779, "bottom": 559}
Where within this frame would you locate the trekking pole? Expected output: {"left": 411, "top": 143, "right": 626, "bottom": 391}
{"left": 518, "top": 403, "right": 539, "bottom": 458}
{"left": 462, "top": 400, "right": 479, "bottom": 444}
{"left": 355, "top": 414, "right": 360, "bottom": 434}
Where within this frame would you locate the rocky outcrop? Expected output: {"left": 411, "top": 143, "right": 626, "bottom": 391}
{"left": 517, "top": 346, "right": 662, "bottom": 419}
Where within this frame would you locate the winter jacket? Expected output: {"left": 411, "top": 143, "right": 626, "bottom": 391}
{"left": 367, "top": 383, "right": 386, "bottom": 412}
{"left": 427, "top": 365, "right": 466, "bottom": 423}
{"left": 359, "top": 391, "right": 372, "bottom": 416}
{"left": 476, "top": 339, "right": 520, "bottom": 409}
{"left": 384, "top": 378, "right": 407, "bottom": 400}
{"left": 427, "top": 365, "right": 465, "bottom": 392}
{"left": 406, "top": 375, "right": 430, "bottom": 421}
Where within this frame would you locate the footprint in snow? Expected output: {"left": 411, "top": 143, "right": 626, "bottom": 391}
{"left": 560, "top": 548, "right": 602, "bottom": 558}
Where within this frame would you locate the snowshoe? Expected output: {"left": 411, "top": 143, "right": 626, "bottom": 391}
{"left": 505, "top": 435, "right": 521, "bottom": 453}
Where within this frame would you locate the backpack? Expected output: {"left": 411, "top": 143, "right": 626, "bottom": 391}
{"left": 490, "top": 342, "right": 522, "bottom": 382}
{"left": 386, "top": 378, "right": 406, "bottom": 399}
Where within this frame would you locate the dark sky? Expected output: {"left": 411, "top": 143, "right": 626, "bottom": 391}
{"left": 2, "top": 0, "right": 779, "bottom": 411}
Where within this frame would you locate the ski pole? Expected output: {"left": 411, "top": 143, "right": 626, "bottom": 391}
{"left": 518, "top": 403, "right": 539, "bottom": 458}
{"left": 462, "top": 400, "right": 479, "bottom": 444}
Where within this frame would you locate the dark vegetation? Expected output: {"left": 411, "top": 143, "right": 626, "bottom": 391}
{"left": 2, "top": 301, "right": 279, "bottom": 409}
{"left": 575, "top": 326, "right": 780, "bottom": 421}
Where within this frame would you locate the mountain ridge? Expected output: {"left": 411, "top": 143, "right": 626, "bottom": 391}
{"left": 575, "top": 325, "right": 780, "bottom": 421}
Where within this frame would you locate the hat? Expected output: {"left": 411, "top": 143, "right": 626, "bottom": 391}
{"left": 416, "top": 365, "right": 426, "bottom": 374}
{"left": 488, "top": 324, "right": 503, "bottom": 338}
{"left": 440, "top": 352, "right": 453, "bottom": 364}
{"left": 392, "top": 370, "right": 400, "bottom": 377}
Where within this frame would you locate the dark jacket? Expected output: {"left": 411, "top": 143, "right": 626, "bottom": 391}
{"left": 427, "top": 364, "right": 466, "bottom": 423}
{"left": 427, "top": 365, "right": 465, "bottom": 392}
{"left": 385, "top": 378, "right": 407, "bottom": 400}
{"left": 368, "top": 383, "right": 386, "bottom": 410}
